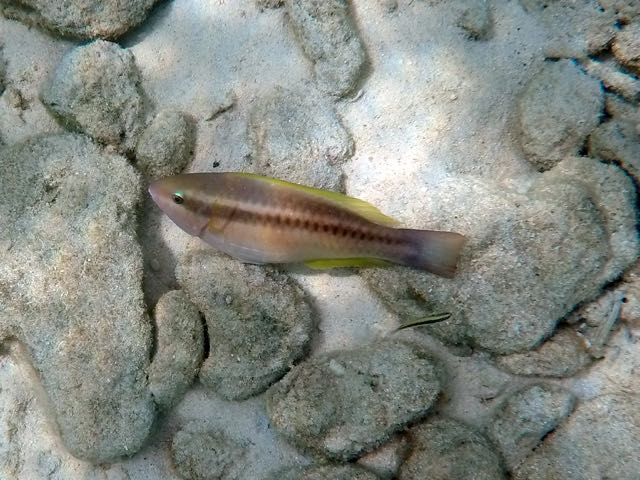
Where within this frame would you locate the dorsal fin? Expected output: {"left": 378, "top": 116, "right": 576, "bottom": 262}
{"left": 232, "top": 172, "right": 400, "bottom": 227}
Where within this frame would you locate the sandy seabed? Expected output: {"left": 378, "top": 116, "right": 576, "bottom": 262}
{"left": 1, "top": 0, "right": 640, "bottom": 479}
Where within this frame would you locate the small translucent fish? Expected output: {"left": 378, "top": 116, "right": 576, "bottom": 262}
{"left": 391, "top": 312, "right": 452, "bottom": 333}
{"left": 149, "top": 172, "right": 466, "bottom": 277}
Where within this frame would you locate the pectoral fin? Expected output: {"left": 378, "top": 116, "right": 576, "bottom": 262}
{"left": 304, "top": 258, "right": 392, "bottom": 269}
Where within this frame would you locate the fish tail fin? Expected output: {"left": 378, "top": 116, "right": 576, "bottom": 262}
{"left": 400, "top": 229, "right": 466, "bottom": 278}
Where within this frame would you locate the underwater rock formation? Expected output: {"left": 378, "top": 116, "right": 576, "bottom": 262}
{"left": 0, "top": 0, "right": 159, "bottom": 40}
{"left": 135, "top": 110, "right": 195, "bottom": 178}
{"left": 519, "top": 0, "right": 616, "bottom": 58}
{"left": 487, "top": 384, "right": 575, "bottom": 470}
{"left": 613, "top": 22, "right": 640, "bottom": 73}
{"left": 177, "top": 247, "right": 315, "bottom": 400}
{"left": 583, "top": 58, "right": 640, "bottom": 102}
{"left": 248, "top": 86, "right": 352, "bottom": 190}
{"left": 363, "top": 157, "right": 637, "bottom": 355}
{"left": 398, "top": 416, "right": 505, "bottom": 480}
{"left": 171, "top": 422, "right": 247, "bottom": 480}
{"left": 267, "top": 464, "right": 381, "bottom": 480}
{"left": 518, "top": 60, "right": 603, "bottom": 172}
{"left": 0, "top": 133, "right": 154, "bottom": 462}
{"left": 266, "top": 340, "right": 442, "bottom": 461}
{"left": 148, "top": 290, "right": 204, "bottom": 411}
{"left": 494, "top": 327, "right": 592, "bottom": 378}
{"left": 41, "top": 40, "right": 147, "bottom": 153}
{"left": 286, "top": 0, "right": 367, "bottom": 97}
{"left": 589, "top": 95, "right": 640, "bottom": 182}
{"left": 513, "top": 394, "right": 640, "bottom": 479}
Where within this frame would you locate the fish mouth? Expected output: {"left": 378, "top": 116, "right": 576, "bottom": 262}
{"left": 148, "top": 180, "right": 163, "bottom": 204}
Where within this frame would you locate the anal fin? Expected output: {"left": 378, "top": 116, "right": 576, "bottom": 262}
{"left": 304, "top": 258, "right": 392, "bottom": 269}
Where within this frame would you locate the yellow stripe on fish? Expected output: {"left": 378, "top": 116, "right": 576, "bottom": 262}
{"left": 149, "top": 172, "right": 466, "bottom": 277}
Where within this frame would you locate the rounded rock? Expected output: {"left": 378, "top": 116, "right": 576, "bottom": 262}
{"left": 135, "top": 110, "right": 195, "bottom": 178}
{"left": 0, "top": 133, "right": 154, "bottom": 462}
{"left": 286, "top": 0, "right": 367, "bottom": 97}
{"left": 613, "top": 22, "right": 640, "bottom": 73}
{"left": 518, "top": 60, "right": 603, "bottom": 171}
{"left": 487, "top": 384, "right": 576, "bottom": 470}
{"left": 148, "top": 290, "right": 204, "bottom": 411}
{"left": 171, "top": 422, "right": 246, "bottom": 480}
{"left": 588, "top": 119, "right": 640, "bottom": 182}
{"left": 266, "top": 339, "right": 443, "bottom": 461}
{"left": 494, "top": 327, "right": 592, "bottom": 378}
{"left": 399, "top": 416, "right": 505, "bottom": 480}
{"left": 0, "top": 0, "right": 159, "bottom": 40}
{"left": 513, "top": 394, "right": 640, "bottom": 479}
{"left": 176, "top": 248, "right": 315, "bottom": 400}
{"left": 41, "top": 40, "right": 147, "bottom": 152}
{"left": 363, "top": 169, "right": 615, "bottom": 354}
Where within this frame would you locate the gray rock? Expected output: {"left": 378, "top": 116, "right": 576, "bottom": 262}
{"left": 589, "top": 119, "right": 640, "bottom": 181}
{"left": 583, "top": 57, "right": 640, "bottom": 102}
{"left": 614, "top": 23, "right": 640, "bottom": 74}
{"left": 176, "top": 248, "right": 315, "bottom": 400}
{"left": 41, "top": 40, "right": 147, "bottom": 152}
{"left": 457, "top": 0, "right": 493, "bottom": 40}
{"left": 600, "top": 0, "right": 640, "bottom": 23}
{"left": 567, "top": 289, "right": 626, "bottom": 358}
{"left": 364, "top": 156, "right": 638, "bottom": 354}
{"left": 248, "top": 87, "right": 352, "bottom": 190}
{"left": 266, "top": 340, "right": 442, "bottom": 461}
{"left": 513, "top": 394, "right": 640, "bottom": 479}
{"left": 518, "top": 60, "right": 603, "bottom": 172}
{"left": 267, "top": 464, "right": 380, "bottom": 480}
{"left": 286, "top": 0, "right": 367, "bottom": 97}
{"left": 494, "top": 327, "right": 592, "bottom": 377}
{"left": 357, "top": 436, "right": 408, "bottom": 480}
{"left": 487, "top": 384, "right": 576, "bottom": 470}
{"left": 605, "top": 92, "right": 640, "bottom": 125}
{"left": 171, "top": 422, "right": 246, "bottom": 480}
{"left": 135, "top": 110, "right": 195, "bottom": 178}
{"left": 0, "top": 0, "right": 159, "bottom": 40}
{"left": 0, "top": 133, "right": 154, "bottom": 462}
{"left": 256, "top": 0, "right": 284, "bottom": 8}
{"left": 148, "top": 290, "right": 204, "bottom": 411}
{"left": 519, "top": 0, "right": 616, "bottom": 58}
{"left": 399, "top": 417, "right": 505, "bottom": 480}
{"left": 550, "top": 156, "right": 638, "bottom": 286}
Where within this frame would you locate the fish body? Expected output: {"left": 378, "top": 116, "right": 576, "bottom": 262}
{"left": 149, "top": 172, "right": 466, "bottom": 277}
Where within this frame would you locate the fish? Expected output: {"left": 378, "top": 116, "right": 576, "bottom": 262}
{"left": 391, "top": 312, "right": 452, "bottom": 333}
{"left": 148, "top": 172, "right": 466, "bottom": 277}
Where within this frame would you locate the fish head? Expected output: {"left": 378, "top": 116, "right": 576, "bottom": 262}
{"left": 149, "top": 175, "right": 211, "bottom": 236}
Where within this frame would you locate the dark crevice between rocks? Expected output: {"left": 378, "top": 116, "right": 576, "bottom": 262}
{"left": 200, "top": 312, "right": 210, "bottom": 361}
{"left": 537, "top": 424, "right": 559, "bottom": 445}
{"left": 147, "top": 305, "right": 159, "bottom": 365}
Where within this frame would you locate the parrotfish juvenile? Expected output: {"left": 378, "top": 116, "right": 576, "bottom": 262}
{"left": 149, "top": 172, "right": 466, "bottom": 277}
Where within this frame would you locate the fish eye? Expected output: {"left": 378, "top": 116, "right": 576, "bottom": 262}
{"left": 172, "top": 192, "right": 185, "bottom": 205}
